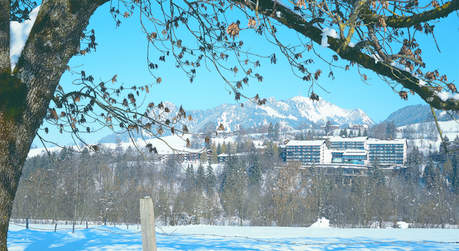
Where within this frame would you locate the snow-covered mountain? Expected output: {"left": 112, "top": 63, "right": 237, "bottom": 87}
{"left": 98, "top": 96, "right": 374, "bottom": 143}
{"left": 187, "top": 96, "right": 373, "bottom": 133}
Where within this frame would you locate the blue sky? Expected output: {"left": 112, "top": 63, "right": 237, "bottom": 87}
{"left": 17, "top": 2, "right": 458, "bottom": 146}
{"left": 60, "top": 3, "right": 457, "bottom": 119}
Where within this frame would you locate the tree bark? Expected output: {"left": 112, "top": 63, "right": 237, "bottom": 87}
{"left": 361, "top": 0, "right": 459, "bottom": 28}
{"left": 0, "top": 0, "right": 9, "bottom": 73}
{"left": 0, "top": 115, "right": 31, "bottom": 251}
{"left": 0, "top": 1, "right": 107, "bottom": 250}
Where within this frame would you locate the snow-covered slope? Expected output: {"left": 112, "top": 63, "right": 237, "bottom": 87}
{"left": 29, "top": 134, "right": 201, "bottom": 158}
{"left": 384, "top": 104, "right": 458, "bottom": 127}
{"left": 397, "top": 120, "right": 459, "bottom": 153}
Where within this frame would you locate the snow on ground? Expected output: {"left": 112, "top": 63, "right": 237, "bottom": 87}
{"left": 398, "top": 120, "right": 459, "bottom": 139}
{"left": 28, "top": 134, "right": 202, "bottom": 158}
{"left": 99, "top": 134, "right": 202, "bottom": 155}
{"left": 309, "top": 218, "right": 330, "bottom": 228}
{"left": 257, "top": 105, "right": 289, "bottom": 120}
{"left": 397, "top": 221, "right": 410, "bottom": 229}
{"left": 8, "top": 223, "right": 459, "bottom": 250}
{"left": 397, "top": 120, "right": 459, "bottom": 153}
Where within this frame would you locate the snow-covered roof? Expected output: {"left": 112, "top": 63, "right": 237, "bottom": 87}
{"left": 367, "top": 138, "right": 406, "bottom": 145}
{"left": 218, "top": 153, "right": 248, "bottom": 157}
{"left": 286, "top": 140, "right": 325, "bottom": 146}
{"left": 327, "top": 136, "right": 368, "bottom": 142}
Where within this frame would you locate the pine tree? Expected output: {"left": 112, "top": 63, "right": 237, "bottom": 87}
{"left": 273, "top": 123, "right": 280, "bottom": 141}
{"left": 211, "top": 144, "right": 218, "bottom": 164}
{"left": 196, "top": 164, "right": 206, "bottom": 192}
{"left": 221, "top": 143, "right": 227, "bottom": 154}
{"left": 184, "top": 165, "right": 196, "bottom": 191}
{"left": 267, "top": 122, "right": 274, "bottom": 139}
{"left": 247, "top": 152, "right": 262, "bottom": 188}
{"left": 200, "top": 151, "right": 208, "bottom": 165}
{"left": 227, "top": 142, "right": 233, "bottom": 154}
{"left": 217, "top": 143, "right": 222, "bottom": 155}
{"left": 423, "top": 160, "right": 437, "bottom": 189}
{"left": 220, "top": 157, "right": 248, "bottom": 224}
{"left": 206, "top": 165, "right": 217, "bottom": 195}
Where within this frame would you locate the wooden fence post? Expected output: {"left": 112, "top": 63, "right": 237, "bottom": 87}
{"left": 140, "top": 196, "right": 157, "bottom": 251}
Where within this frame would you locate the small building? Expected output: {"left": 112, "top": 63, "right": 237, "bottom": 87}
{"left": 217, "top": 152, "right": 248, "bottom": 163}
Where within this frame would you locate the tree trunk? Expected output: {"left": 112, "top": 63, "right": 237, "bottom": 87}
{"left": 0, "top": 0, "right": 9, "bottom": 73}
{"left": 0, "top": 114, "right": 32, "bottom": 251}
{"left": 0, "top": 1, "right": 108, "bottom": 250}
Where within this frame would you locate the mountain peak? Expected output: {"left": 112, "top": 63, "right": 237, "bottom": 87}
{"left": 188, "top": 96, "right": 373, "bottom": 133}
{"left": 100, "top": 96, "right": 374, "bottom": 143}
{"left": 290, "top": 96, "right": 313, "bottom": 103}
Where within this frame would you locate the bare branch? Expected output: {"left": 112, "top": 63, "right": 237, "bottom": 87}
{"left": 361, "top": 0, "right": 459, "bottom": 28}
{"left": 234, "top": 0, "right": 459, "bottom": 111}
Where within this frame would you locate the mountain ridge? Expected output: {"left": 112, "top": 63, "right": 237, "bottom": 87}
{"left": 99, "top": 96, "right": 374, "bottom": 143}
{"left": 383, "top": 104, "right": 458, "bottom": 127}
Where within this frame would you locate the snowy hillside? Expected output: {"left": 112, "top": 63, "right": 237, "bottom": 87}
{"left": 385, "top": 104, "right": 458, "bottom": 127}
{"left": 29, "top": 134, "right": 202, "bottom": 158}
{"left": 397, "top": 120, "right": 459, "bottom": 153}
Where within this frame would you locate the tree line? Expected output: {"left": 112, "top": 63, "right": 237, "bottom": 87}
{"left": 11, "top": 137, "right": 458, "bottom": 228}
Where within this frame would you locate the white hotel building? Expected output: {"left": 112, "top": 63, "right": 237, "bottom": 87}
{"left": 284, "top": 137, "right": 407, "bottom": 167}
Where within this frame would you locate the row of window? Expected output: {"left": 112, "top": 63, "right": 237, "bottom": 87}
{"left": 343, "top": 155, "right": 367, "bottom": 160}
{"left": 331, "top": 142, "right": 364, "bottom": 146}
{"left": 369, "top": 145, "right": 403, "bottom": 148}
{"left": 287, "top": 149, "right": 321, "bottom": 151}
{"left": 287, "top": 146, "right": 320, "bottom": 149}
{"left": 287, "top": 151, "right": 320, "bottom": 153}
{"left": 369, "top": 152, "right": 404, "bottom": 154}
{"left": 370, "top": 149, "right": 403, "bottom": 153}
{"left": 371, "top": 154, "right": 402, "bottom": 157}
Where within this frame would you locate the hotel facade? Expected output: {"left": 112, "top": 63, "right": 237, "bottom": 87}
{"left": 283, "top": 137, "right": 407, "bottom": 167}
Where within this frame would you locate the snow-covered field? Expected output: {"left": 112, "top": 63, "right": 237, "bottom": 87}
{"left": 7, "top": 223, "right": 459, "bottom": 250}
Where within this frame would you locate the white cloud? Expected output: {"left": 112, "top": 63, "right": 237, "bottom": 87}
{"left": 10, "top": 6, "right": 40, "bottom": 69}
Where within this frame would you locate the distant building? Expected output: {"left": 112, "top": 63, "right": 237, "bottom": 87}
{"left": 217, "top": 153, "right": 248, "bottom": 163}
{"left": 283, "top": 137, "right": 407, "bottom": 167}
